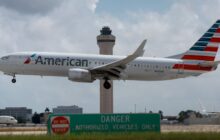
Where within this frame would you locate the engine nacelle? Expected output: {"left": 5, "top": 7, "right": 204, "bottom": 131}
{"left": 68, "top": 68, "right": 94, "bottom": 82}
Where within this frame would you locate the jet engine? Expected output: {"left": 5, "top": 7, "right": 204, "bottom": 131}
{"left": 68, "top": 68, "right": 94, "bottom": 82}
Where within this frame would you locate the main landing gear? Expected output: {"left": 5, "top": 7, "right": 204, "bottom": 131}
{"left": 11, "top": 75, "right": 16, "bottom": 83}
{"left": 103, "top": 78, "right": 111, "bottom": 89}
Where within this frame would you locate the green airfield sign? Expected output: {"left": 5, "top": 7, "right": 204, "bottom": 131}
{"left": 48, "top": 113, "right": 160, "bottom": 134}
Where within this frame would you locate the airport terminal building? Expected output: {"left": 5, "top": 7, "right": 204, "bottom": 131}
{"left": 53, "top": 105, "right": 83, "bottom": 114}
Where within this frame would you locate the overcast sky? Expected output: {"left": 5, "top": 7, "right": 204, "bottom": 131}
{"left": 0, "top": 0, "right": 220, "bottom": 115}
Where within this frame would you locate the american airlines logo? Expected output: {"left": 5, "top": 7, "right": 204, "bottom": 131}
{"left": 24, "top": 54, "right": 36, "bottom": 64}
{"left": 24, "top": 54, "right": 88, "bottom": 67}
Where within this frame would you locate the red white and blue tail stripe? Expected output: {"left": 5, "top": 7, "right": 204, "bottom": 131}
{"left": 182, "top": 20, "right": 220, "bottom": 61}
{"left": 171, "top": 20, "right": 220, "bottom": 72}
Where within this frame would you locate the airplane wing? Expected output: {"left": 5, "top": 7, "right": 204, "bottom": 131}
{"left": 90, "top": 39, "right": 146, "bottom": 80}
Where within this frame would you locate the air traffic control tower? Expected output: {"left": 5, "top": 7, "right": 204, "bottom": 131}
{"left": 97, "top": 26, "right": 115, "bottom": 114}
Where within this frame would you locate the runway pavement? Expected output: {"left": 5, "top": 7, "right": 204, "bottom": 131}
{"left": 0, "top": 126, "right": 46, "bottom": 135}
{"left": 0, "top": 125, "right": 220, "bottom": 135}
{"left": 161, "top": 125, "right": 220, "bottom": 132}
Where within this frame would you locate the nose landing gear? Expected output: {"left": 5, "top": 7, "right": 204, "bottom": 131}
{"left": 11, "top": 75, "right": 16, "bottom": 83}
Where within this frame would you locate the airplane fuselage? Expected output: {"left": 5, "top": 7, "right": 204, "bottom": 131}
{"left": 0, "top": 52, "right": 206, "bottom": 81}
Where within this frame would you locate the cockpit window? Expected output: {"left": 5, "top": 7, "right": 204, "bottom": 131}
{"left": 1, "top": 56, "right": 9, "bottom": 60}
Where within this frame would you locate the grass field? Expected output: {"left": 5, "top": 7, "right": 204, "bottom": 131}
{"left": 0, "top": 132, "right": 220, "bottom": 140}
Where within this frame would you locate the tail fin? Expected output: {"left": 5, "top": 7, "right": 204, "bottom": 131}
{"left": 169, "top": 20, "right": 220, "bottom": 61}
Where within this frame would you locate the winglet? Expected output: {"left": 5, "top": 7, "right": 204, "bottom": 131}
{"left": 133, "top": 39, "right": 146, "bottom": 57}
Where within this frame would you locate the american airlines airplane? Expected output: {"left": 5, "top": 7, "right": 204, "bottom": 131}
{"left": 0, "top": 20, "right": 220, "bottom": 89}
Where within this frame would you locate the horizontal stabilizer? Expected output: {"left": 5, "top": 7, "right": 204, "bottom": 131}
{"left": 198, "top": 60, "right": 220, "bottom": 67}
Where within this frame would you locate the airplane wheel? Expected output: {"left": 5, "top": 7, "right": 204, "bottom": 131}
{"left": 103, "top": 80, "right": 111, "bottom": 89}
{"left": 11, "top": 79, "right": 16, "bottom": 83}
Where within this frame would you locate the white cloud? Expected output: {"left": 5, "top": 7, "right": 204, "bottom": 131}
{"left": 0, "top": 0, "right": 220, "bottom": 115}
